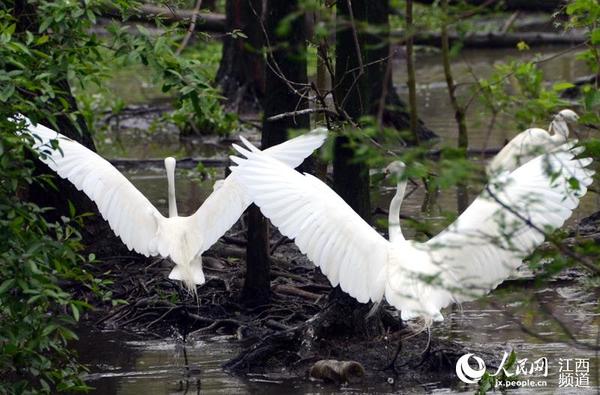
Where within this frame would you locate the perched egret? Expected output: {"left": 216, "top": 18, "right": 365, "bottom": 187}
{"left": 20, "top": 116, "right": 327, "bottom": 290}
{"left": 486, "top": 109, "right": 579, "bottom": 176}
{"left": 231, "top": 142, "right": 594, "bottom": 324}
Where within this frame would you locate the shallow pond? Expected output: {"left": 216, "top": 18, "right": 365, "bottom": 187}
{"left": 76, "top": 281, "right": 600, "bottom": 393}
{"left": 78, "top": 44, "right": 600, "bottom": 393}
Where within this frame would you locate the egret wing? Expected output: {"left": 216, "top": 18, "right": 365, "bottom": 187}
{"left": 230, "top": 150, "right": 391, "bottom": 303}
{"left": 22, "top": 117, "right": 165, "bottom": 257}
{"left": 426, "top": 144, "right": 594, "bottom": 309}
{"left": 486, "top": 128, "right": 552, "bottom": 175}
{"left": 262, "top": 127, "right": 327, "bottom": 168}
{"left": 186, "top": 129, "right": 329, "bottom": 257}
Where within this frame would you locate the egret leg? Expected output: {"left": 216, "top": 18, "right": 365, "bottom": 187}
{"left": 379, "top": 340, "right": 409, "bottom": 374}
{"left": 410, "top": 326, "right": 432, "bottom": 368}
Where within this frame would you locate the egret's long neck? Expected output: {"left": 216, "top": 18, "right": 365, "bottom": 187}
{"left": 165, "top": 158, "right": 178, "bottom": 217}
{"left": 549, "top": 117, "right": 569, "bottom": 142}
{"left": 389, "top": 178, "right": 407, "bottom": 244}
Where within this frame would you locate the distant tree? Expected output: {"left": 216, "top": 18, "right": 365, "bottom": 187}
{"left": 328, "top": 0, "right": 404, "bottom": 337}
{"left": 242, "top": 0, "right": 311, "bottom": 306}
{"left": 215, "top": 0, "right": 265, "bottom": 112}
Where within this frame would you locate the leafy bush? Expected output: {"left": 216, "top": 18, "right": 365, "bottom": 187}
{"left": 0, "top": 131, "right": 92, "bottom": 392}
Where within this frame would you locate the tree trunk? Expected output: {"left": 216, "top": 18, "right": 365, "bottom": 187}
{"left": 262, "top": 0, "right": 310, "bottom": 145}
{"left": 441, "top": 0, "right": 469, "bottom": 213}
{"left": 215, "top": 0, "right": 264, "bottom": 113}
{"left": 242, "top": 0, "right": 311, "bottom": 306}
{"left": 405, "top": 0, "right": 419, "bottom": 143}
{"left": 330, "top": 0, "right": 405, "bottom": 338}
{"left": 243, "top": 204, "right": 271, "bottom": 304}
{"left": 333, "top": 0, "right": 372, "bottom": 222}
{"left": 333, "top": 0, "right": 435, "bottom": 147}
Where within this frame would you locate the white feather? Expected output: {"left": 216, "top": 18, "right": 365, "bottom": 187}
{"left": 19, "top": 116, "right": 327, "bottom": 291}
{"left": 231, "top": 142, "right": 594, "bottom": 322}
{"left": 486, "top": 109, "right": 579, "bottom": 176}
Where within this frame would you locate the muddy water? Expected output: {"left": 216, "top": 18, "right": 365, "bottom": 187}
{"left": 78, "top": 45, "right": 600, "bottom": 393}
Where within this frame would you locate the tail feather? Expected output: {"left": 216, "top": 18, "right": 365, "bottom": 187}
{"left": 168, "top": 257, "right": 205, "bottom": 292}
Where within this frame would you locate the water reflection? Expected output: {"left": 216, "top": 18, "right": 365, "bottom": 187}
{"left": 77, "top": 279, "right": 599, "bottom": 393}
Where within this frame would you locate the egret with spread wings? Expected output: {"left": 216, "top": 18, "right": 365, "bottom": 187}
{"left": 20, "top": 116, "right": 327, "bottom": 291}
{"left": 230, "top": 141, "right": 594, "bottom": 324}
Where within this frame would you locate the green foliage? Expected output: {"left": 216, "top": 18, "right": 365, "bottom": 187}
{"left": 0, "top": 165, "right": 92, "bottom": 393}
{"left": 95, "top": 22, "right": 235, "bottom": 135}
{"left": 475, "top": 59, "right": 573, "bottom": 130}
{"left": 473, "top": 0, "right": 600, "bottom": 129}
{"left": 0, "top": 1, "right": 145, "bottom": 392}
{"left": 0, "top": 125, "right": 96, "bottom": 391}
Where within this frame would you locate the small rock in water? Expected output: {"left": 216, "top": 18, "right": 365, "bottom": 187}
{"left": 309, "top": 359, "right": 365, "bottom": 384}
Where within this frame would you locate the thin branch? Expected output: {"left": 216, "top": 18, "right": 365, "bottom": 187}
{"left": 266, "top": 108, "right": 339, "bottom": 122}
{"left": 175, "top": 0, "right": 203, "bottom": 56}
{"left": 346, "top": 0, "right": 364, "bottom": 76}
{"left": 247, "top": 1, "right": 313, "bottom": 104}
{"left": 463, "top": 42, "right": 588, "bottom": 110}
{"left": 405, "top": 0, "right": 419, "bottom": 143}
{"left": 441, "top": 0, "right": 468, "bottom": 150}
{"left": 486, "top": 186, "right": 600, "bottom": 275}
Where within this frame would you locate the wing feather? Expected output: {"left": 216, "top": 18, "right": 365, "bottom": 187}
{"left": 22, "top": 116, "right": 328, "bottom": 287}
{"left": 23, "top": 118, "right": 165, "bottom": 257}
{"left": 426, "top": 144, "right": 594, "bottom": 308}
{"left": 187, "top": 129, "right": 329, "bottom": 257}
{"left": 231, "top": 151, "right": 391, "bottom": 303}
{"left": 262, "top": 128, "right": 327, "bottom": 168}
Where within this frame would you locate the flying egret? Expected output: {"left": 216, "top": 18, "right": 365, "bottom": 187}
{"left": 230, "top": 142, "right": 594, "bottom": 324}
{"left": 19, "top": 116, "right": 327, "bottom": 290}
{"left": 486, "top": 109, "right": 579, "bottom": 176}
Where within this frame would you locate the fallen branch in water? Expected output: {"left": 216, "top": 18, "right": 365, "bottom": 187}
{"left": 102, "top": 4, "right": 225, "bottom": 33}
{"left": 109, "top": 157, "right": 229, "bottom": 169}
{"left": 273, "top": 284, "right": 321, "bottom": 302}
{"left": 393, "top": 31, "right": 586, "bottom": 48}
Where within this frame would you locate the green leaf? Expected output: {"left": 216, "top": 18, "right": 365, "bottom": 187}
{"left": 0, "top": 279, "right": 15, "bottom": 295}
{"left": 516, "top": 41, "right": 530, "bottom": 51}
{"left": 25, "top": 30, "right": 34, "bottom": 45}
{"left": 592, "top": 28, "right": 600, "bottom": 45}
{"left": 86, "top": 9, "right": 97, "bottom": 25}
{"left": 71, "top": 304, "right": 80, "bottom": 321}
{"left": 38, "top": 17, "right": 53, "bottom": 33}
{"left": 552, "top": 82, "right": 575, "bottom": 92}
{"left": 42, "top": 324, "right": 59, "bottom": 337}
{"left": 0, "top": 84, "right": 15, "bottom": 102}
{"left": 36, "top": 35, "right": 49, "bottom": 45}
{"left": 136, "top": 24, "right": 150, "bottom": 36}
{"left": 568, "top": 177, "right": 580, "bottom": 190}
{"left": 68, "top": 200, "right": 76, "bottom": 217}
{"left": 5, "top": 23, "right": 16, "bottom": 37}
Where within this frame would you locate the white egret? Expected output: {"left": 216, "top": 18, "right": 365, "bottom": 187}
{"left": 230, "top": 142, "right": 594, "bottom": 324}
{"left": 20, "top": 116, "right": 327, "bottom": 290}
{"left": 486, "top": 109, "right": 579, "bottom": 176}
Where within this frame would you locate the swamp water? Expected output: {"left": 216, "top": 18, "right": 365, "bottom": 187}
{"left": 77, "top": 46, "right": 599, "bottom": 393}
